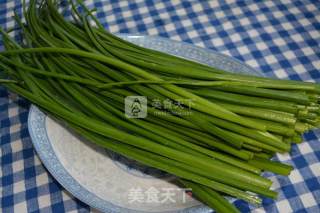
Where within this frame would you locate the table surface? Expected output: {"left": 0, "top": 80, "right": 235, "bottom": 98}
{"left": 1, "top": 0, "right": 320, "bottom": 212}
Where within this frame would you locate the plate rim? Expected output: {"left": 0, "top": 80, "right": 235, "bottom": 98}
{"left": 28, "top": 34, "right": 263, "bottom": 213}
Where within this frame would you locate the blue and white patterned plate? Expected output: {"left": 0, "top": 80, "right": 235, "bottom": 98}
{"left": 28, "top": 34, "right": 263, "bottom": 213}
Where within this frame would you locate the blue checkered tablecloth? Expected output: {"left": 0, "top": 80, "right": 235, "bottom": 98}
{"left": 1, "top": 0, "right": 320, "bottom": 212}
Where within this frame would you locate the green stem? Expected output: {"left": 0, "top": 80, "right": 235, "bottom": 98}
{"left": 180, "top": 180, "right": 240, "bottom": 213}
{"left": 248, "top": 157, "right": 293, "bottom": 176}
{"left": 192, "top": 89, "right": 298, "bottom": 113}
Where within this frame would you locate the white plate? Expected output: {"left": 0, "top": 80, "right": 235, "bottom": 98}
{"left": 28, "top": 34, "right": 263, "bottom": 213}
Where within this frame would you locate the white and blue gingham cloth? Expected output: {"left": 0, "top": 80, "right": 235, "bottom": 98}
{"left": 1, "top": 0, "right": 320, "bottom": 212}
